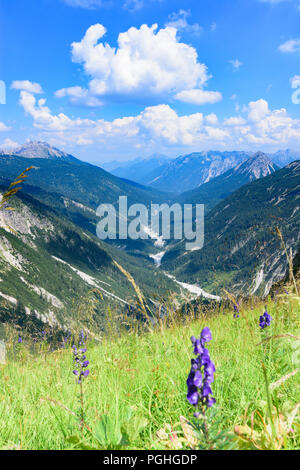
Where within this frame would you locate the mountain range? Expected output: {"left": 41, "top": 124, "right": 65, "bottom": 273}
{"left": 0, "top": 140, "right": 299, "bottom": 333}
{"left": 162, "top": 161, "right": 300, "bottom": 296}
{"left": 123, "top": 150, "right": 252, "bottom": 194}
{"left": 175, "top": 152, "right": 279, "bottom": 213}
{"left": 104, "top": 148, "right": 300, "bottom": 194}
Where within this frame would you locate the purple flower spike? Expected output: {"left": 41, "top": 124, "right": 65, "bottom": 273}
{"left": 72, "top": 329, "right": 90, "bottom": 384}
{"left": 187, "top": 327, "right": 216, "bottom": 413}
{"left": 233, "top": 304, "right": 240, "bottom": 318}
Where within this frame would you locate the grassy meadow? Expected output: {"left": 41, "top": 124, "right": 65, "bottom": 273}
{"left": 0, "top": 285, "right": 299, "bottom": 450}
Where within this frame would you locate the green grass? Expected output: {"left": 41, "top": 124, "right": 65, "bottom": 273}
{"left": 0, "top": 290, "right": 299, "bottom": 450}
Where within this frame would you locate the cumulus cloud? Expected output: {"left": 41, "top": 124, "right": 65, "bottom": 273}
{"left": 56, "top": 23, "right": 219, "bottom": 106}
{"left": 248, "top": 99, "right": 270, "bottom": 121}
{"left": 19, "top": 91, "right": 95, "bottom": 132}
{"left": 224, "top": 116, "right": 246, "bottom": 126}
{"left": 174, "top": 89, "right": 222, "bottom": 105}
{"left": 279, "top": 38, "right": 300, "bottom": 53}
{"left": 245, "top": 99, "right": 300, "bottom": 145}
{"left": 205, "top": 113, "right": 218, "bottom": 125}
{"left": 16, "top": 88, "right": 300, "bottom": 152}
{"left": 55, "top": 86, "right": 103, "bottom": 107}
{"left": 11, "top": 80, "right": 44, "bottom": 94}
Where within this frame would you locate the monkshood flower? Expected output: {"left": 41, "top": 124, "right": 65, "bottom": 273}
{"left": 72, "top": 330, "right": 90, "bottom": 384}
{"left": 233, "top": 304, "right": 240, "bottom": 319}
{"left": 18, "top": 336, "right": 22, "bottom": 343}
{"left": 187, "top": 327, "right": 216, "bottom": 414}
{"left": 259, "top": 311, "right": 272, "bottom": 329}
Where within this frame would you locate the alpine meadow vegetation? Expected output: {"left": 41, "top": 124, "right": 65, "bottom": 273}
{"left": 0, "top": 283, "right": 299, "bottom": 450}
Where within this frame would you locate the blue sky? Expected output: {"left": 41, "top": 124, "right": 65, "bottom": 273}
{"left": 1, "top": 0, "right": 300, "bottom": 163}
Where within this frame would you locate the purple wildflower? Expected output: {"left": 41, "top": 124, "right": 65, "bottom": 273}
{"left": 187, "top": 327, "right": 216, "bottom": 413}
{"left": 72, "top": 330, "right": 90, "bottom": 384}
{"left": 18, "top": 337, "right": 22, "bottom": 343}
{"left": 259, "top": 310, "right": 272, "bottom": 329}
{"left": 233, "top": 304, "right": 240, "bottom": 319}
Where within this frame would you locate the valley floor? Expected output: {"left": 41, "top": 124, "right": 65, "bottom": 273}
{"left": 0, "top": 287, "right": 299, "bottom": 450}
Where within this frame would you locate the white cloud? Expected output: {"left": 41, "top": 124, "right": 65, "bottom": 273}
{"left": 174, "top": 89, "right": 222, "bottom": 105}
{"left": 229, "top": 59, "right": 243, "bottom": 71}
{"left": 244, "top": 99, "right": 300, "bottom": 145}
{"left": 0, "top": 122, "right": 11, "bottom": 132}
{"left": 248, "top": 99, "right": 270, "bottom": 121}
{"left": 55, "top": 86, "right": 103, "bottom": 107}
{"left": 11, "top": 80, "right": 43, "bottom": 94}
{"left": 205, "top": 113, "right": 218, "bottom": 125}
{"left": 57, "top": 23, "right": 219, "bottom": 106}
{"left": 62, "top": 0, "right": 106, "bottom": 8}
{"left": 279, "top": 38, "right": 300, "bottom": 53}
{"left": 123, "top": 0, "right": 143, "bottom": 11}
{"left": 19, "top": 91, "right": 95, "bottom": 132}
{"left": 166, "top": 10, "right": 202, "bottom": 35}
{"left": 224, "top": 117, "right": 246, "bottom": 126}
{"left": 16, "top": 88, "right": 300, "bottom": 152}
{"left": 1, "top": 138, "right": 19, "bottom": 149}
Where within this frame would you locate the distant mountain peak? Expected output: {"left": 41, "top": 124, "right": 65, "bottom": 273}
{"left": 270, "top": 149, "right": 300, "bottom": 167}
{"left": 233, "top": 152, "right": 278, "bottom": 180}
{"left": 145, "top": 150, "right": 252, "bottom": 193}
{"left": 1, "top": 140, "right": 77, "bottom": 161}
